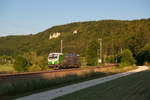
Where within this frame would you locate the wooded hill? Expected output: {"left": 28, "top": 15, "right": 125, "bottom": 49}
{"left": 0, "top": 18, "right": 150, "bottom": 57}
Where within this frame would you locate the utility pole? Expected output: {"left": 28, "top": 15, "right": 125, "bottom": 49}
{"left": 112, "top": 38, "right": 114, "bottom": 56}
{"left": 98, "top": 38, "right": 102, "bottom": 63}
{"left": 61, "top": 40, "right": 63, "bottom": 53}
{"left": 121, "top": 48, "right": 123, "bottom": 54}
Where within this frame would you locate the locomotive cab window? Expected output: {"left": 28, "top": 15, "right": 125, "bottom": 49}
{"left": 49, "top": 54, "right": 58, "bottom": 59}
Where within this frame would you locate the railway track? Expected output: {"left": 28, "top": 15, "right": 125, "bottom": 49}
{"left": 0, "top": 64, "right": 118, "bottom": 79}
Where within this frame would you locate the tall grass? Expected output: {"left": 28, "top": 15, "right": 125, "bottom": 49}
{"left": 0, "top": 66, "right": 137, "bottom": 99}
{"left": 0, "top": 64, "right": 15, "bottom": 73}
{"left": 0, "top": 72, "right": 106, "bottom": 98}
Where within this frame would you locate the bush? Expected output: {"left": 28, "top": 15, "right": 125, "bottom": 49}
{"left": 38, "top": 56, "right": 48, "bottom": 70}
{"left": 80, "top": 57, "right": 87, "bottom": 66}
{"left": 136, "top": 43, "right": 150, "bottom": 65}
{"left": 144, "top": 62, "right": 150, "bottom": 66}
{"left": 23, "top": 51, "right": 48, "bottom": 70}
{"left": 13, "top": 56, "right": 28, "bottom": 72}
{"left": 13, "top": 51, "right": 49, "bottom": 72}
{"left": 120, "top": 62, "right": 130, "bottom": 67}
{"left": 0, "top": 56, "right": 13, "bottom": 65}
{"left": 27, "top": 65, "right": 42, "bottom": 72}
{"left": 106, "top": 56, "right": 116, "bottom": 63}
{"left": 120, "top": 49, "right": 136, "bottom": 67}
{"left": 86, "top": 41, "right": 99, "bottom": 66}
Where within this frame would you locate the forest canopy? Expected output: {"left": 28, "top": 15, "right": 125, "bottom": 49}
{"left": 0, "top": 18, "right": 150, "bottom": 63}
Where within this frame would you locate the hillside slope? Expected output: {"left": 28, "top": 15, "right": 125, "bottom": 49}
{"left": 0, "top": 18, "right": 150, "bottom": 56}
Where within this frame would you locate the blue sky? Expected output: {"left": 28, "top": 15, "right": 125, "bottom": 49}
{"left": 0, "top": 0, "right": 150, "bottom": 36}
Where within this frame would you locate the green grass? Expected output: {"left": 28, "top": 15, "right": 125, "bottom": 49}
{"left": 0, "top": 66, "right": 137, "bottom": 100}
{"left": 53, "top": 69, "right": 150, "bottom": 100}
{"left": 0, "top": 65, "right": 15, "bottom": 73}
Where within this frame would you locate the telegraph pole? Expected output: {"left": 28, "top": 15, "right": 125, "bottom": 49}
{"left": 121, "top": 48, "right": 123, "bottom": 54}
{"left": 98, "top": 38, "right": 102, "bottom": 63}
{"left": 61, "top": 40, "right": 63, "bottom": 53}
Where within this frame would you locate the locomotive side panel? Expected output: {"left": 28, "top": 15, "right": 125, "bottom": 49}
{"left": 60, "top": 56, "right": 81, "bottom": 69}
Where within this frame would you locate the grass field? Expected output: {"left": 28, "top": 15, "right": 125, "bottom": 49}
{"left": 0, "top": 66, "right": 137, "bottom": 100}
{"left": 0, "top": 65, "right": 15, "bottom": 73}
{"left": 53, "top": 68, "right": 150, "bottom": 100}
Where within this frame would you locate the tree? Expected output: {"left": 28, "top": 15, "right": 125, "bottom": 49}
{"left": 86, "top": 41, "right": 99, "bottom": 66}
{"left": 136, "top": 43, "right": 150, "bottom": 65}
{"left": 27, "top": 64, "right": 41, "bottom": 72}
{"left": 0, "top": 19, "right": 150, "bottom": 59}
{"left": 23, "top": 51, "right": 48, "bottom": 71}
{"left": 13, "top": 56, "right": 28, "bottom": 72}
{"left": 23, "top": 51, "right": 38, "bottom": 66}
{"left": 128, "top": 28, "right": 148, "bottom": 57}
{"left": 120, "top": 49, "right": 136, "bottom": 66}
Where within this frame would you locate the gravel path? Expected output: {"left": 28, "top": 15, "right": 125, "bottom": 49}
{"left": 15, "top": 66, "right": 148, "bottom": 100}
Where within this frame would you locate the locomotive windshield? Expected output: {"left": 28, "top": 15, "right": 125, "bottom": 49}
{"left": 49, "top": 54, "right": 58, "bottom": 59}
